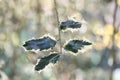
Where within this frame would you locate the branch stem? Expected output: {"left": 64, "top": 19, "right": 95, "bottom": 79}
{"left": 110, "top": 0, "right": 118, "bottom": 80}
{"left": 54, "top": 0, "right": 62, "bottom": 54}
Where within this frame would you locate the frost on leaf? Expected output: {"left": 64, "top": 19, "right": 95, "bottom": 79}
{"left": 35, "top": 53, "right": 60, "bottom": 71}
{"left": 64, "top": 40, "right": 92, "bottom": 53}
{"left": 60, "top": 20, "right": 81, "bottom": 30}
{"left": 23, "top": 36, "right": 56, "bottom": 51}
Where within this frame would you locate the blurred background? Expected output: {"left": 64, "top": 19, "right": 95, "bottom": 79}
{"left": 0, "top": 0, "right": 120, "bottom": 80}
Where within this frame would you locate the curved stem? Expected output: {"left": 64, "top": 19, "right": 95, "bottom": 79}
{"left": 110, "top": 0, "right": 118, "bottom": 80}
{"left": 53, "top": 0, "right": 62, "bottom": 54}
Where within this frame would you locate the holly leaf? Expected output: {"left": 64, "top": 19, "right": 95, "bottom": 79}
{"left": 60, "top": 20, "right": 81, "bottom": 30}
{"left": 23, "top": 36, "right": 56, "bottom": 51}
{"left": 35, "top": 53, "right": 60, "bottom": 71}
{"left": 64, "top": 40, "right": 92, "bottom": 53}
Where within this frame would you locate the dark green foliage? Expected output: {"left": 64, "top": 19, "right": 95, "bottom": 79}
{"left": 23, "top": 36, "right": 56, "bottom": 51}
{"left": 64, "top": 40, "right": 92, "bottom": 53}
{"left": 35, "top": 53, "right": 60, "bottom": 71}
{"left": 22, "top": 19, "right": 92, "bottom": 72}
{"left": 60, "top": 20, "right": 81, "bottom": 30}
